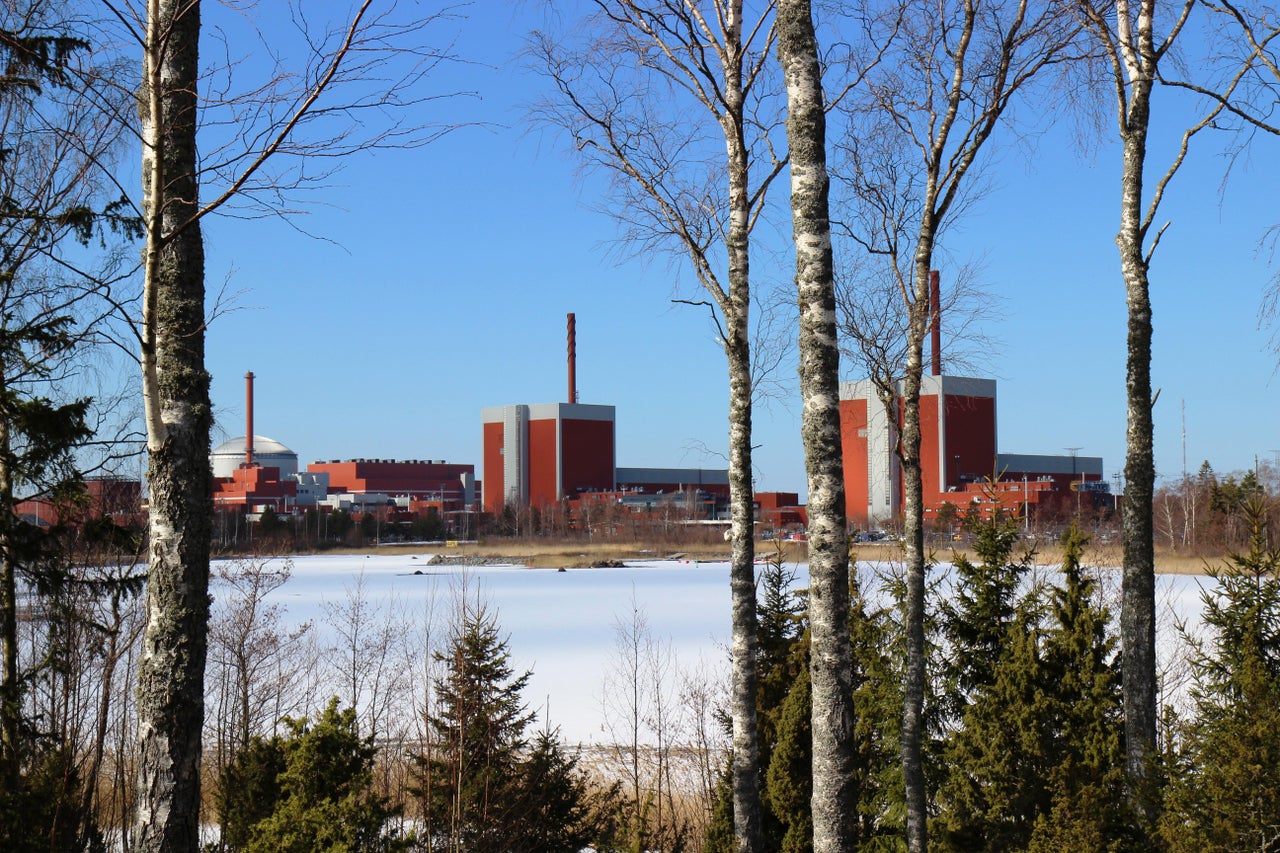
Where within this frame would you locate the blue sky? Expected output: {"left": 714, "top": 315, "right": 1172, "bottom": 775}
{"left": 197, "top": 2, "right": 1280, "bottom": 499}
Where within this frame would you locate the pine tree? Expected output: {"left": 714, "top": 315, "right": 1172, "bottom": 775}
{"left": 1160, "top": 497, "right": 1280, "bottom": 852}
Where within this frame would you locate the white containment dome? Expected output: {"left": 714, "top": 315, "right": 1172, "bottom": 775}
{"left": 211, "top": 435, "right": 299, "bottom": 479}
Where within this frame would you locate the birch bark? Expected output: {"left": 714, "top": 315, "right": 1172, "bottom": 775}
{"left": 133, "top": 1, "right": 211, "bottom": 848}
{"left": 530, "top": 4, "right": 788, "bottom": 846}
{"left": 776, "top": 3, "right": 856, "bottom": 850}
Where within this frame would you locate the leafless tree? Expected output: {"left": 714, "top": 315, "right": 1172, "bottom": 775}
{"left": 205, "top": 556, "right": 314, "bottom": 782}
{"left": 830, "top": 0, "right": 1086, "bottom": 845}
{"left": 1073, "top": 0, "right": 1241, "bottom": 823}
{"left": 0, "top": 0, "right": 138, "bottom": 787}
{"left": 600, "top": 590, "right": 701, "bottom": 850}
{"left": 322, "top": 570, "right": 414, "bottom": 742}
{"left": 836, "top": 257, "right": 1000, "bottom": 387}
{"left": 776, "top": 0, "right": 858, "bottom": 849}
{"left": 95, "top": 2, "right": 465, "bottom": 845}
{"left": 530, "top": 4, "right": 787, "bottom": 847}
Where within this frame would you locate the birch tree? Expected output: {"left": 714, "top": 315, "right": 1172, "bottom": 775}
{"left": 776, "top": 1, "right": 855, "bottom": 849}
{"left": 113, "top": 3, "right": 461, "bottom": 846}
{"left": 1074, "top": 0, "right": 1230, "bottom": 826}
{"left": 530, "top": 4, "right": 786, "bottom": 848}
{"left": 834, "top": 0, "right": 1083, "bottom": 847}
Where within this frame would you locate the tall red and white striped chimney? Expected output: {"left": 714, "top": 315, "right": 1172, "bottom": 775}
{"left": 244, "top": 371, "right": 255, "bottom": 467}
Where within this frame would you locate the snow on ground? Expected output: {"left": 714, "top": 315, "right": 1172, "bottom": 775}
{"left": 228, "top": 552, "right": 1217, "bottom": 744}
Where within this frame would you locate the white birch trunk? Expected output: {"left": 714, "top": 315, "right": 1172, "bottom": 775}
{"left": 134, "top": 0, "right": 213, "bottom": 848}
{"left": 776, "top": 2, "right": 856, "bottom": 850}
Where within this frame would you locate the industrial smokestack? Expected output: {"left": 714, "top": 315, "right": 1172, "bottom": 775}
{"left": 245, "top": 371, "right": 255, "bottom": 467}
{"left": 929, "top": 270, "right": 942, "bottom": 376}
{"left": 567, "top": 313, "right": 577, "bottom": 404}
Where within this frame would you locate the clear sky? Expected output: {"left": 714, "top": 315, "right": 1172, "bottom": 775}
{"left": 197, "top": 2, "right": 1280, "bottom": 500}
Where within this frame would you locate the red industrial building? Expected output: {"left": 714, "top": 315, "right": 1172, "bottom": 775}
{"left": 481, "top": 402, "right": 616, "bottom": 512}
{"left": 213, "top": 462, "right": 298, "bottom": 512}
{"left": 839, "top": 379, "right": 1106, "bottom": 529}
{"left": 16, "top": 477, "right": 143, "bottom": 528}
{"left": 307, "top": 458, "right": 478, "bottom": 512}
{"left": 840, "top": 272, "right": 1106, "bottom": 529}
{"left": 481, "top": 313, "right": 618, "bottom": 513}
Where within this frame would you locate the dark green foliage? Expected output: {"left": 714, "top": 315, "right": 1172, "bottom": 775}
{"left": 255, "top": 506, "right": 286, "bottom": 539}
{"left": 936, "top": 521, "right": 1131, "bottom": 852}
{"left": 214, "top": 698, "right": 403, "bottom": 852}
{"left": 414, "top": 597, "right": 610, "bottom": 852}
{"left": 359, "top": 512, "right": 377, "bottom": 543}
{"left": 709, "top": 556, "right": 909, "bottom": 853}
{"left": 516, "top": 728, "right": 620, "bottom": 852}
{"left": 935, "top": 593, "right": 1051, "bottom": 851}
{"left": 1028, "top": 525, "right": 1130, "bottom": 851}
{"left": 765, "top": 662, "right": 812, "bottom": 853}
{"left": 703, "top": 770, "right": 736, "bottom": 853}
{"left": 1160, "top": 499, "right": 1280, "bottom": 853}
{"left": 847, "top": 576, "right": 911, "bottom": 851}
{"left": 409, "top": 509, "right": 446, "bottom": 542}
{"left": 707, "top": 544, "right": 807, "bottom": 852}
{"left": 216, "top": 735, "right": 286, "bottom": 851}
{"left": 940, "top": 511, "right": 1032, "bottom": 715}
{"left": 0, "top": 746, "right": 104, "bottom": 853}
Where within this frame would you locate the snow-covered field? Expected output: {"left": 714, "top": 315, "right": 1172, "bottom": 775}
{"left": 231, "top": 551, "right": 1217, "bottom": 744}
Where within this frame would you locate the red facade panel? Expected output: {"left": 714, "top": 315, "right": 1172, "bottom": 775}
{"left": 919, "top": 393, "right": 941, "bottom": 502}
{"left": 840, "top": 398, "right": 870, "bottom": 525}
{"left": 561, "top": 417, "right": 615, "bottom": 497}
{"left": 527, "top": 418, "right": 559, "bottom": 506}
{"left": 482, "top": 421, "right": 505, "bottom": 512}
{"left": 944, "top": 394, "right": 997, "bottom": 485}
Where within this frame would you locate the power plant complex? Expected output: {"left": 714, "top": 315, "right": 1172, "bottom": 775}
{"left": 205, "top": 294, "right": 1108, "bottom": 538}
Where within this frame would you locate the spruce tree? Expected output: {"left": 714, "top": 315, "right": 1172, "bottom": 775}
{"left": 416, "top": 597, "right": 533, "bottom": 849}
{"left": 936, "top": 593, "right": 1051, "bottom": 851}
{"left": 1028, "top": 524, "right": 1130, "bottom": 852}
{"left": 1160, "top": 497, "right": 1280, "bottom": 852}
{"left": 707, "top": 544, "right": 806, "bottom": 853}
{"left": 414, "top": 596, "right": 610, "bottom": 852}
{"left": 939, "top": 510, "right": 1030, "bottom": 716}
{"left": 935, "top": 509, "right": 1044, "bottom": 851}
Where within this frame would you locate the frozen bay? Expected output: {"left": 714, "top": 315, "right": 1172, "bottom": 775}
{"left": 228, "top": 551, "right": 1219, "bottom": 745}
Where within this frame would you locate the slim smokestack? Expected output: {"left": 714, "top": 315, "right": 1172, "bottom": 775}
{"left": 929, "top": 270, "right": 942, "bottom": 376}
{"left": 245, "top": 371, "right": 255, "bottom": 467}
{"left": 567, "top": 313, "right": 577, "bottom": 404}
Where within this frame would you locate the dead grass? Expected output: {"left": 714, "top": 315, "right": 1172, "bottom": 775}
{"left": 350, "top": 537, "right": 1231, "bottom": 573}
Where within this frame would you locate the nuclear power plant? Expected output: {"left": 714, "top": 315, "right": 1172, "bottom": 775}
{"left": 840, "top": 272, "right": 1107, "bottom": 529}
{"left": 205, "top": 288, "right": 1106, "bottom": 539}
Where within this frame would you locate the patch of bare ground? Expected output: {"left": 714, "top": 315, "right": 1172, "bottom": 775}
{"left": 318, "top": 538, "right": 1232, "bottom": 573}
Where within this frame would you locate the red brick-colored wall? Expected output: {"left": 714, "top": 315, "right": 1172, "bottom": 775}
{"left": 560, "top": 417, "right": 614, "bottom": 497}
{"left": 920, "top": 392, "right": 941, "bottom": 502}
{"left": 840, "top": 398, "right": 869, "bottom": 525}
{"left": 528, "top": 418, "right": 559, "bottom": 506}
{"left": 482, "top": 421, "right": 505, "bottom": 512}
{"left": 944, "top": 394, "right": 997, "bottom": 485}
